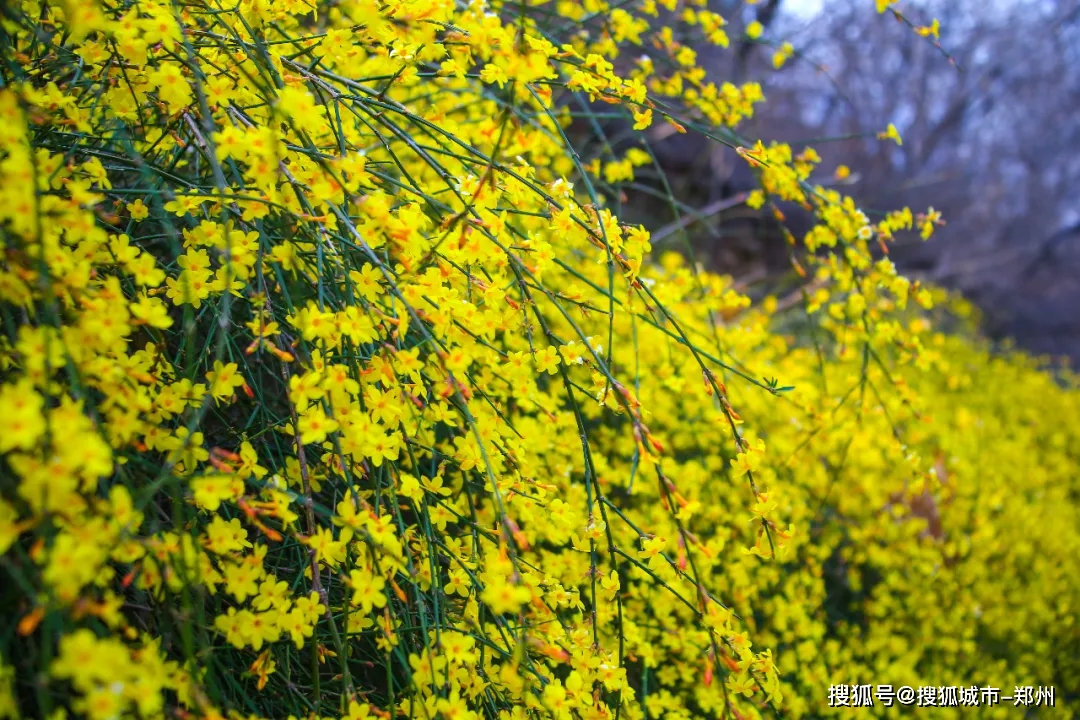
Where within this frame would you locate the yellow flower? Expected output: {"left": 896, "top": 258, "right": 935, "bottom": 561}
{"left": 305, "top": 527, "right": 348, "bottom": 567}
{"left": 441, "top": 632, "right": 478, "bottom": 667}
{"left": 277, "top": 85, "right": 325, "bottom": 136}
{"left": 204, "top": 516, "right": 251, "bottom": 555}
{"left": 480, "top": 64, "right": 509, "bottom": 88}
{"left": 916, "top": 18, "right": 941, "bottom": 39}
{"left": 481, "top": 576, "right": 532, "bottom": 615}
{"left": 879, "top": 122, "right": 903, "bottom": 146}
{"left": 772, "top": 42, "right": 794, "bottom": 69}
{"left": 130, "top": 294, "right": 172, "bottom": 329}
{"left": 632, "top": 108, "right": 653, "bottom": 130}
{"left": 126, "top": 199, "right": 149, "bottom": 220}
{"left": 0, "top": 380, "right": 45, "bottom": 453}
{"left": 750, "top": 492, "right": 778, "bottom": 519}
{"left": 297, "top": 405, "right": 338, "bottom": 444}
{"left": 190, "top": 474, "right": 243, "bottom": 512}
{"left": 533, "top": 346, "right": 561, "bottom": 375}
{"left": 732, "top": 438, "right": 766, "bottom": 477}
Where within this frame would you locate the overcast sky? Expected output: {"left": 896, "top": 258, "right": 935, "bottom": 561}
{"left": 785, "top": 0, "right": 824, "bottom": 16}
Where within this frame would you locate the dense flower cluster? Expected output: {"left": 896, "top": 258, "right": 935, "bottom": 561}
{"left": 0, "top": 0, "right": 1077, "bottom": 719}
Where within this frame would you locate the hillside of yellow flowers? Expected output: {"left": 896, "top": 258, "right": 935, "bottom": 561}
{"left": 0, "top": 0, "right": 1078, "bottom": 718}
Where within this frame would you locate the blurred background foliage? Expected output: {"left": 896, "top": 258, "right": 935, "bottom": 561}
{"left": 619, "top": 0, "right": 1080, "bottom": 360}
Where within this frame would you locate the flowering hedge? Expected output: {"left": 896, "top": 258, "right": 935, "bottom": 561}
{"left": 0, "top": 0, "right": 1078, "bottom": 719}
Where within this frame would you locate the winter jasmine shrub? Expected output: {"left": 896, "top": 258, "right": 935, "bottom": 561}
{"left": 0, "top": 1, "right": 1077, "bottom": 719}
